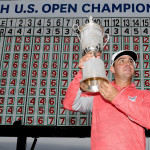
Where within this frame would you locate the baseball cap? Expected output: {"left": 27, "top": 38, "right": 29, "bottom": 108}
{"left": 111, "top": 50, "right": 137, "bottom": 66}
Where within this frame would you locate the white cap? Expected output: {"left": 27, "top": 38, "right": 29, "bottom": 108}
{"left": 111, "top": 50, "right": 137, "bottom": 66}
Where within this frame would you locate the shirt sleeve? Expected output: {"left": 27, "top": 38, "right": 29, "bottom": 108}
{"left": 63, "top": 70, "right": 93, "bottom": 112}
{"left": 112, "top": 89, "right": 150, "bottom": 129}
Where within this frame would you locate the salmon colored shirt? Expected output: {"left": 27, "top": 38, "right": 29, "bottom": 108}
{"left": 63, "top": 71, "right": 150, "bottom": 150}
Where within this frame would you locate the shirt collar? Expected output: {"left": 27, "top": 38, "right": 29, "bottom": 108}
{"left": 111, "top": 81, "right": 135, "bottom": 91}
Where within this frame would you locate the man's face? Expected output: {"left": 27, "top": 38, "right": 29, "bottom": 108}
{"left": 110, "top": 55, "right": 135, "bottom": 80}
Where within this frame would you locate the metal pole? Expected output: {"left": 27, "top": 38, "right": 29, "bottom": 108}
{"left": 16, "top": 136, "right": 27, "bottom": 150}
{"left": 30, "top": 138, "right": 38, "bottom": 150}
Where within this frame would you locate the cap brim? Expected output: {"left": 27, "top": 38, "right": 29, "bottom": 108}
{"left": 114, "top": 51, "right": 137, "bottom": 62}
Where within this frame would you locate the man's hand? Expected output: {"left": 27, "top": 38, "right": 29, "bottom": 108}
{"left": 99, "top": 81, "right": 119, "bottom": 102}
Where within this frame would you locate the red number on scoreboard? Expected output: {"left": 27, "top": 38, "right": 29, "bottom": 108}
{"left": 4, "top": 53, "right": 10, "bottom": 60}
{"left": 51, "top": 79, "right": 57, "bottom": 86}
{"left": 61, "top": 79, "right": 68, "bottom": 86}
{"left": 0, "top": 98, "right": 4, "bottom": 104}
{"left": 70, "top": 117, "right": 76, "bottom": 125}
{"left": 6, "top": 116, "right": 12, "bottom": 124}
{"left": 59, "top": 117, "right": 66, "bottom": 125}
{"left": 31, "top": 79, "right": 37, "bottom": 86}
{"left": 0, "top": 79, "right": 7, "bottom": 86}
{"left": 41, "top": 70, "right": 48, "bottom": 77}
{"left": 38, "top": 117, "right": 44, "bottom": 125}
{"left": 49, "top": 98, "right": 55, "bottom": 105}
{"left": 144, "top": 71, "right": 150, "bottom": 78}
{"left": 39, "top": 98, "right": 46, "bottom": 105}
{"left": 50, "top": 88, "right": 56, "bottom": 95}
{"left": 0, "top": 88, "right": 5, "bottom": 95}
{"left": 32, "top": 61, "right": 39, "bottom": 68}
{"left": 133, "top": 37, "right": 139, "bottom": 43}
{"left": 3, "top": 61, "right": 9, "bottom": 69}
{"left": 134, "top": 45, "right": 139, "bottom": 51}
{"left": 38, "top": 107, "right": 45, "bottom": 114}
{"left": 60, "top": 107, "right": 66, "bottom": 115}
{"left": 29, "top": 98, "right": 35, "bottom": 105}
{"left": 72, "top": 54, "right": 79, "bottom": 60}
{"left": 104, "top": 45, "right": 110, "bottom": 51}
{"left": 2, "top": 70, "right": 7, "bottom": 77}
{"left": 9, "top": 88, "right": 15, "bottom": 95}
{"left": 23, "top": 53, "right": 29, "bottom": 60}
{"left": 48, "top": 117, "right": 54, "bottom": 125}
{"left": 134, "top": 79, "right": 140, "bottom": 87}
{"left": 145, "top": 80, "right": 150, "bottom": 86}
{"left": 72, "top": 70, "right": 78, "bottom": 78}
{"left": 8, "top": 97, "right": 14, "bottom": 105}
{"left": 14, "top": 45, "right": 21, "bottom": 51}
{"left": 20, "top": 79, "right": 26, "bottom": 86}
{"left": 17, "top": 107, "right": 23, "bottom": 114}
{"left": 51, "top": 70, "right": 57, "bottom": 77}
{"left": 73, "top": 45, "right": 80, "bottom": 51}
{"left": 44, "top": 37, "right": 51, "bottom": 43}
{"left": 72, "top": 62, "right": 78, "bottom": 69}
{"left": 44, "top": 45, "right": 50, "bottom": 51}
{"left": 21, "top": 70, "right": 27, "bottom": 77}
{"left": 10, "top": 79, "right": 17, "bottom": 86}
{"left": 80, "top": 117, "right": 87, "bottom": 125}
{"left": 64, "top": 37, "right": 70, "bottom": 43}
{"left": 15, "top": 37, "right": 22, "bottom": 43}
{"left": 144, "top": 54, "right": 150, "bottom": 60}
{"left": 134, "top": 71, "right": 140, "bottom": 78}
{"left": 28, "top": 107, "right": 34, "bottom": 114}
{"left": 143, "top": 45, "right": 149, "bottom": 51}
{"left": 12, "top": 62, "right": 19, "bottom": 68}
{"left": 0, "top": 107, "right": 4, "bottom": 114}
{"left": 19, "top": 88, "right": 25, "bottom": 95}
{"left": 61, "top": 88, "right": 66, "bottom": 96}
{"left": 124, "top": 45, "right": 130, "bottom": 50}
{"left": 25, "top": 37, "right": 31, "bottom": 43}
{"left": 24, "top": 45, "right": 30, "bottom": 51}
{"left": 143, "top": 37, "right": 149, "bottom": 43}
{"left": 40, "top": 79, "right": 46, "bottom": 86}
{"left": 62, "top": 71, "right": 68, "bottom": 77}
{"left": 11, "top": 70, "right": 18, "bottom": 77}
{"left": 35, "top": 37, "right": 41, "bottom": 43}
{"left": 27, "top": 117, "right": 33, "bottom": 124}
{"left": 18, "top": 97, "right": 24, "bottom": 105}
{"left": 30, "top": 88, "right": 36, "bottom": 95}
{"left": 22, "top": 62, "right": 28, "bottom": 68}
{"left": 74, "top": 37, "right": 80, "bottom": 43}
{"left": 40, "top": 88, "right": 46, "bottom": 96}
{"left": 31, "top": 70, "right": 38, "bottom": 77}
{"left": 42, "top": 62, "right": 48, "bottom": 68}
{"left": 7, "top": 106, "right": 14, "bottom": 114}
{"left": 49, "top": 107, "right": 55, "bottom": 114}
{"left": 52, "top": 62, "right": 58, "bottom": 69}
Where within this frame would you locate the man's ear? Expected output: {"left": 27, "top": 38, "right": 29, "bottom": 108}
{"left": 110, "top": 66, "right": 115, "bottom": 74}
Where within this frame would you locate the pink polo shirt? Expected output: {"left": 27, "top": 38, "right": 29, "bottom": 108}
{"left": 63, "top": 71, "right": 150, "bottom": 150}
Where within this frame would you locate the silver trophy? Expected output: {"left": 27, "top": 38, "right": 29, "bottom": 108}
{"left": 73, "top": 16, "right": 109, "bottom": 93}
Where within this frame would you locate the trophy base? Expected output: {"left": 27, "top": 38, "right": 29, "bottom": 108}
{"left": 80, "top": 77, "right": 108, "bottom": 93}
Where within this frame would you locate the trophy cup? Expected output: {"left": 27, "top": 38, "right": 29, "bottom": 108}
{"left": 73, "top": 16, "right": 109, "bottom": 93}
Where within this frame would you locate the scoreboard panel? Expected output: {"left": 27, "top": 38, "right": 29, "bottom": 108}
{"left": 0, "top": 17, "right": 150, "bottom": 126}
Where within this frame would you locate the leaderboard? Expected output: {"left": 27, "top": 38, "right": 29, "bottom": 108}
{"left": 0, "top": 17, "right": 150, "bottom": 126}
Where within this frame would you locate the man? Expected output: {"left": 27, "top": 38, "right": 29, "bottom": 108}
{"left": 63, "top": 50, "right": 150, "bottom": 150}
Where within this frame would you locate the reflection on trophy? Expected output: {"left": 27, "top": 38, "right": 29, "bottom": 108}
{"left": 73, "top": 16, "right": 109, "bottom": 93}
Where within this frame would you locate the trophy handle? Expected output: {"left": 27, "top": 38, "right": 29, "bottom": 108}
{"left": 72, "top": 24, "right": 81, "bottom": 42}
{"left": 103, "top": 33, "right": 109, "bottom": 48}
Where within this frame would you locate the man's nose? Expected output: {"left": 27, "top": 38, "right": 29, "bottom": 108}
{"left": 125, "top": 61, "right": 130, "bottom": 66}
